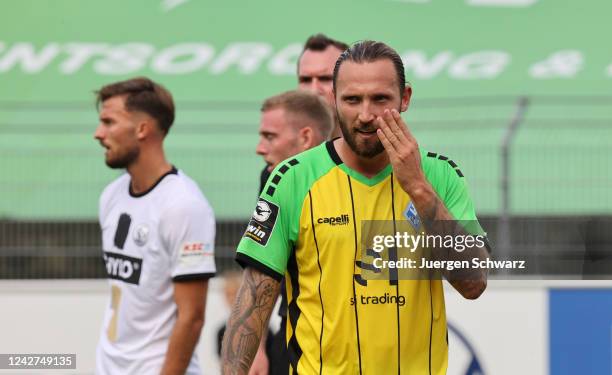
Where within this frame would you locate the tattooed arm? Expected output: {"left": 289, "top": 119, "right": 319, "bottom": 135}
{"left": 221, "top": 267, "right": 280, "bottom": 375}
{"left": 377, "top": 108, "right": 489, "bottom": 300}
{"left": 411, "top": 188, "right": 489, "bottom": 300}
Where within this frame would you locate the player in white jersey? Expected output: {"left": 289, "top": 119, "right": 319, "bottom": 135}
{"left": 93, "top": 77, "right": 216, "bottom": 375}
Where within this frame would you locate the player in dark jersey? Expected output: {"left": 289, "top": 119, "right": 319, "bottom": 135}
{"left": 223, "top": 41, "right": 490, "bottom": 374}
{"left": 253, "top": 89, "right": 333, "bottom": 375}
{"left": 254, "top": 34, "right": 348, "bottom": 375}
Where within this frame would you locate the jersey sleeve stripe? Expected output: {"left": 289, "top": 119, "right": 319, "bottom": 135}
{"left": 235, "top": 253, "right": 283, "bottom": 281}
{"left": 266, "top": 185, "right": 277, "bottom": 197}
{"left": 172, "top": 272, "right": 216, "bottom": 282}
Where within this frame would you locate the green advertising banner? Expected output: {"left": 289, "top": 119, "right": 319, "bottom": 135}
{"left": 1, "top": 0, "right": 611, "bottom": 219}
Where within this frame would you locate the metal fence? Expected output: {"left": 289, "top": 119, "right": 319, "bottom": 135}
{"left": 1, "top": 96, "right": 611, "bottom": 278}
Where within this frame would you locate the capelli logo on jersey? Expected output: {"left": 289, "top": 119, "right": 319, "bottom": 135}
{"left": 317, "top": 214, "right": 350, "bottom": 226}
{"left": 103, "top": 251, "right": 142, "bottom": 285}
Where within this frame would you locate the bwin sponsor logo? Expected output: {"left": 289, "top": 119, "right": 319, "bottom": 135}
{"left": 103, "top": 252, "right": 142, "bottom": 284}
{"left": 246, "top": 224, "right": 266, "bottom": 239}
{"left": 317, "top": 214, "right": 350, "bottom": 226}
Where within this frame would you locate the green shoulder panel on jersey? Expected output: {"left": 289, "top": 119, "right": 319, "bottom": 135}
{"left": 236, "top": 143, "right": 338, "bottom": 280}
{"left": 422, "top": 150, "right": 485, "bottom": 236}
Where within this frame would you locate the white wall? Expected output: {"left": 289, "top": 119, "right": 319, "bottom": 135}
{"left": 0, "top": 279, "right": 609, "bottom": 375}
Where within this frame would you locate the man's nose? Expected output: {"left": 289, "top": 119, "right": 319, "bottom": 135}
{"left": 93, "top": 124, "right": 105, "bottom": 141}
{"left": 311, "top": 79, "right": 325, "bottom": 96}
{"left": 357, "top": 103, "right": 375, "bottom": 124}
{"left": 256, "top": 140, "right": 267, "bottom": 156}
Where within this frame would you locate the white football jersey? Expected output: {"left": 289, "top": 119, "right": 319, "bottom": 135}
{"left": 95, "top": 167, "right": 216, "bottom": 375}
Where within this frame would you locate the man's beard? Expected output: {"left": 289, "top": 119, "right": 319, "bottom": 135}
{"left": 106, "top": 147, "right": 139, "bottom": 169}
{"left": 337, "top": 111, "right": 385, "bottom": 159}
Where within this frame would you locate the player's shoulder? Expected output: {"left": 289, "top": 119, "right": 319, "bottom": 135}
{"left": 420, "top": 150, "right": 473, "bottom": 205}
{"left": 421, "top": 150, "right": 466, "bottom": 181}
{"left": 160, "top": 169, "right": 213, "bottom": 214}
{"left": 272, "top": 141, "right": 330, "bottom": 174}
{"left": 261, "top": 142, "right": 335, "bottom": 199}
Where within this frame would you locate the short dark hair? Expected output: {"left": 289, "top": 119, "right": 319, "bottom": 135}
{"left": 261, "top": 90, "right": 333, "bottom": 139}
{"left": 332, "top": 40, "right": 406, "bottom": 95}
{"left": 302, "top": 33, "right": 349, "bottom": 54}
{"left": 95, "top": 77, "right": 175, "bottom": 134}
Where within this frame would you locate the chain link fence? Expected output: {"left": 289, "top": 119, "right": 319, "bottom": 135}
{"left": 1, "top": 96, "right": 611, "bottom": 278}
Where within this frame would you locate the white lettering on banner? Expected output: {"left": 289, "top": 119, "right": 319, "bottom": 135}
{"left": 529, "top": 50, "right": 583, "bottom": 79}
{"left": 0, "top": 43, "right": 60, "bottom": 73}
{"left": 402, "top": 51, "right": 453, "bottom": 79}
{"left": 467, "top": 0, "right": 538, "bottom": 7}
{"left": 268, "top": 43, "right": 302, "bottom": 75}
{"left": 60, "top": 43, "right": 108, "bottom": 74}
{"left": 94, "top": 43, "right": 154, "bottom": 75}
{"left": 448, "top": 51, "right": 509, "bottom": 79}
{"left": 209, "top": 43, "right": 272, "bottom": 74}
{"left": 161, "top": 0, "right": 190, "bottom": 12}
{"left": 151, "top": 43, "right": 215, "bottom": 74}
{"left": 0, "top": 42, "right": 603, "bottom": 80}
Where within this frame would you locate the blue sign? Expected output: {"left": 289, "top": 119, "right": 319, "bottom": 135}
{"left": 550, "top": 289, "right": 612, "bottom": 375}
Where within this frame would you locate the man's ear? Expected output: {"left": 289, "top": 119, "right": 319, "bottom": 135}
{"left": 400, "top": 86, "right": 412, "bottom": 113}
{"left": 136, "top": 115, "right": 161, "bottom": 141}
{"left": 135, "top": 120, "right": 150, "bottom": 141}
{"left": 298, "top": 126, "right": 315, "bottom": 151}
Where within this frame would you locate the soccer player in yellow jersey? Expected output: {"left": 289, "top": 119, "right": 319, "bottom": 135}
{"left": 222, "top": 40, "right": 490, "bottom": 375}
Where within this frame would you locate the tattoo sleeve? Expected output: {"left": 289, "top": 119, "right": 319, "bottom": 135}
{"left": 415, "top": 190, "right": 490, "bottom": 299}
{"left": 221, "top": 267, "right": 280, "bottom": 374}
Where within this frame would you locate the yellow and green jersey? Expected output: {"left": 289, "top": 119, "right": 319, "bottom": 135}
{"left": 237, "top": 140, "right": 484, "bottom": 375}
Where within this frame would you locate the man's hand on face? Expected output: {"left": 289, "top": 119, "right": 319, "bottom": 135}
{"left": 376, "top": 109, "right": 430, "bottom": 196}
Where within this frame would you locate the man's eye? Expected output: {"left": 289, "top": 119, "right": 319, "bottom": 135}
{"left": 344, "top": 97, "right": 359, "bottom": 104}
{"left": 374, "top": 96, "right": 389, "bottom": 102}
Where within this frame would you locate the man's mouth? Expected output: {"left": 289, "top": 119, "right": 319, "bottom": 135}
{"left": 356, "top": 128, "right": 377, "bottom": 135}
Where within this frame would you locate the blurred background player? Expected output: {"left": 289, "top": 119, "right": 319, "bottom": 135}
{"left": 245, "top": 89, "right": 334, "bottom": 374}
{"left": 252, "top": 34, "right": 347, "bottom": 375}
{"left": 94, "top": 77, "right": 216, "bottom": 375}
{"left": 259, "top": 33, "right": 348, "bottom": 193}
{"left": 297, "top": 33, "right": 348, "bottom": 138}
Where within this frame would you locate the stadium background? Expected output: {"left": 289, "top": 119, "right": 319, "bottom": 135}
{"left": 0, "top": 0, "right": 611, "bottom": 374}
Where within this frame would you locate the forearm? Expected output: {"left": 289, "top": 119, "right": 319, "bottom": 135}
{"left": 410, "top": 184, "right": 489, "bottom": 299}
{"left": 221, "top": 267, "right": 280, "bottom": 375}
{"left": 160, "top": 315, "right": 204, "bottom": 375}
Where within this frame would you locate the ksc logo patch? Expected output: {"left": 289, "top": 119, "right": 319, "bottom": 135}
{"left": 244, "top": 198, "right": 279, "bottom": 246}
